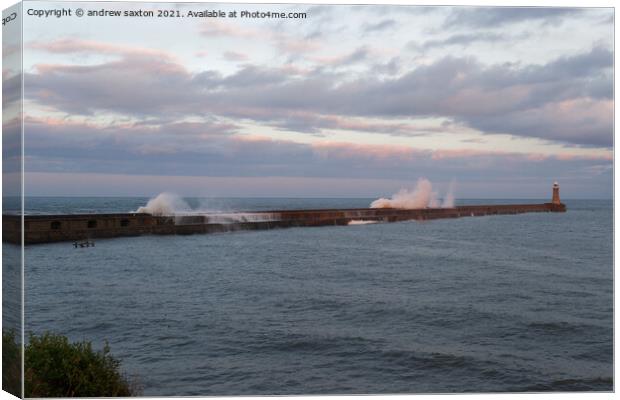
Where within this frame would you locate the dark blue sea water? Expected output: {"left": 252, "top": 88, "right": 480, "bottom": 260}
{"left": 17, "top": 197, "right": 613, "bottom": 395}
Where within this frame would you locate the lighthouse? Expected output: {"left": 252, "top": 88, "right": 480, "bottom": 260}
{"left": 552, "top": 181, "right": 561, "bottom": 205}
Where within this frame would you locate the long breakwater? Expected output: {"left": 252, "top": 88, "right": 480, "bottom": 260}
{"left": 3, "top": 202, "right": 566, "bottom": 245}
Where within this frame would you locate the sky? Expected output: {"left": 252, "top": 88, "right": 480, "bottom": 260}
{"left": 5, "top": 1, "right": 614, "bottom": 198}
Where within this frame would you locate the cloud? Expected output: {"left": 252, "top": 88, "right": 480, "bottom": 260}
{"left": 26, "top": 44, "right": 193, "bottom": 116}
{"left": 199, "top": 19, "right": 321, "bottom": 54}
{"left": 2, "top": 71, "right": 21, "bottom": 110}
{"left": 413, "top": 32, "right": 513, "bottom": 50}
{"left": 372, "top": 57, "right": 401, "bottom": 76}
{"left": 23, "top": 116, "right": 611, "bottom": 184}
{"left": 26, "top": 38, "right": 613, "bottom": 147}
{"left": 341, "top": 46, "right": 370, "bottom": 64}
{"left": 222, "top": 51, "right": 249, "bottom": 62}
{"left": 28, "top": 38, "right": 175, "bottom": 60}
{"left": 2, "top": 43, "right": 20, "bottom": 58}
{"left": 463, "top": 98, "right": 613, "bottom": 147}
{"left": 199, "top": 20, "right": 259, "bottom": 39}
{"left": 443, "top": 7, "right": 584, "bottom": 28}
{"left": 2, "top": 117, "right": 22, "bottom": 174}
{"left": 23, "top": 116, "right": 240, "bottom": 167}
{"left": 310, "top": 46, "right": 371, "bottom": 66}
{"left": 262, "top": 111, "right": 442, "bottom": 137}
{"left": 363, "top": 19, "right": 397, "bottom": 32}
{"left": 221, "top": 65, "right": 287, "bottom": 87}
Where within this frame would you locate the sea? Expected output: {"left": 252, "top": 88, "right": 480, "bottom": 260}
{"left": 4, "top": 197, "right": 614, "bottom": 395}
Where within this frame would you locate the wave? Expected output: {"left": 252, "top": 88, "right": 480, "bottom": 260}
{"left": 348, "top": 220, "right": 378, "bottom": 225}
{"left": 517, "top": 377, "right": 613, "bottom": 392}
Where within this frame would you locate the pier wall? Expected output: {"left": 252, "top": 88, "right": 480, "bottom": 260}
{"left": 3, "top": 202, "right": 566, "bottom": 245}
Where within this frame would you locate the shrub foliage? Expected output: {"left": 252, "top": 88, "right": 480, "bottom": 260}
{"left": 2, "top": 330, "right": 22, "bottom": 397}
{"left": 3, "top": 331, "right": 139, "bottom": 397}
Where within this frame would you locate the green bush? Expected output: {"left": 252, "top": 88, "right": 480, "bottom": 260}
{"left": 2, "top": 330, "right": 22, "bottom": 397}
{"left": 3, "top": 331, "right": 140, "bottom": 397}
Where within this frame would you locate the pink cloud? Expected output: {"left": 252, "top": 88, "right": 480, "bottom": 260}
{"left": 24, "top": 115, "right": 108, "bottom": 130}
{"left": 277, "top": 64, "right": 313, "bottom": 76}
{"left": 232, "top": 134, "right": 274, "bottom": 143}
{"left": 30, "top": 38, "right": 188, "bottom": 79}
{"left": 233, "top": 134, "right": 612, "bottom": 165}
{"left": 199, "top": 20, "right": 321, "bottom": 54}
{"left": 545, "top": 98, "right": 612, "bottom": 124}
{"left": 555, "top": 152, "right": 612, "bottom": 161}
{"left": 232, "top": 135, "right": 419, "bottom": 162}
{"left": 312, "top": 141, "right": 420, "bottom": 161}
{"left": 222, "top": 51, "right": 249, "bottom": 62}
{"left": 200, "top": 20, "right": 260, "bottom": 39}
{"left": 28, "top": 38, "right": 176, "bottom": 61}
{"left": 275, "top": 36, "right": 321, "bottom": 53}
{"left": 320, "top": 115, "right": 419, "bottom": 135}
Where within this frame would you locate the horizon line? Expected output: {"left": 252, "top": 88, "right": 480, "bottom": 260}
{"left": 7, "top": 195, "right": 613, "bottom": 201}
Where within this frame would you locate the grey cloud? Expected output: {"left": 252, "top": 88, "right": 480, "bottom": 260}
{"left": 304, "top": 5, "right": 332, "bottom": 16}
{"left": 222, "top": 51, "right": 248, "bottom": 62}
{"left": 26, "top": 44, "right": 613, "bottom": 147}
{"left": 305, "top": 30, "right": 323, "bottom": 40}
{"left": 264, "top": 110, "right": 430, "bottom": 137}
{"left": 444, "top": 7, "right": 584, "bottom": 28}
{"left": 462, "top": 104, "right": 612, "bottom": 148}
{"left": 419, "top": 32, "right": 509, "bottom": 49}
{"left": 26, "top": 57, "right": 198, "bottom": 116}
{"left": 192, "top": 70, "right": 224, "bottom": 87}
{"left": 23, "top": 118, "right": 611, "bottom": 187}
{"left": 23, "top": 118, "right": 243, "bottom": 176}
{"left": 3, "top": 118, "right": 21, "bottom": 174}
{"left": 341, "top": 47, "right": 370, "bottom": 65}
{"left": 223, "top": 49, "right": 612, "bottom": 146}
{"left": 363, "top": 19, "right": 397, "bottom": 32}
{"left": 24, "top": 118, "right": 239, "bottom": 150}
{"left": 2, "top": 72, "right": 21, "bottom": 110}
{"left": 221, "top": 66, "right": 286, "bottom": 87}
{"left": 371, "top": 57, "right": 401, "bottom": 75}
{"left": 532, "top": 46, "right": 613, "bottom": 82}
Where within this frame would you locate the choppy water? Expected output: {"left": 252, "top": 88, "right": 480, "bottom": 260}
{"left": 17, "top": 198, "right": 613, "bottom": 394}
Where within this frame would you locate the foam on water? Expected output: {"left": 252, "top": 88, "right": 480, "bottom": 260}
{"left": 348, "top": 220, "right": 378, "bottom": 225}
